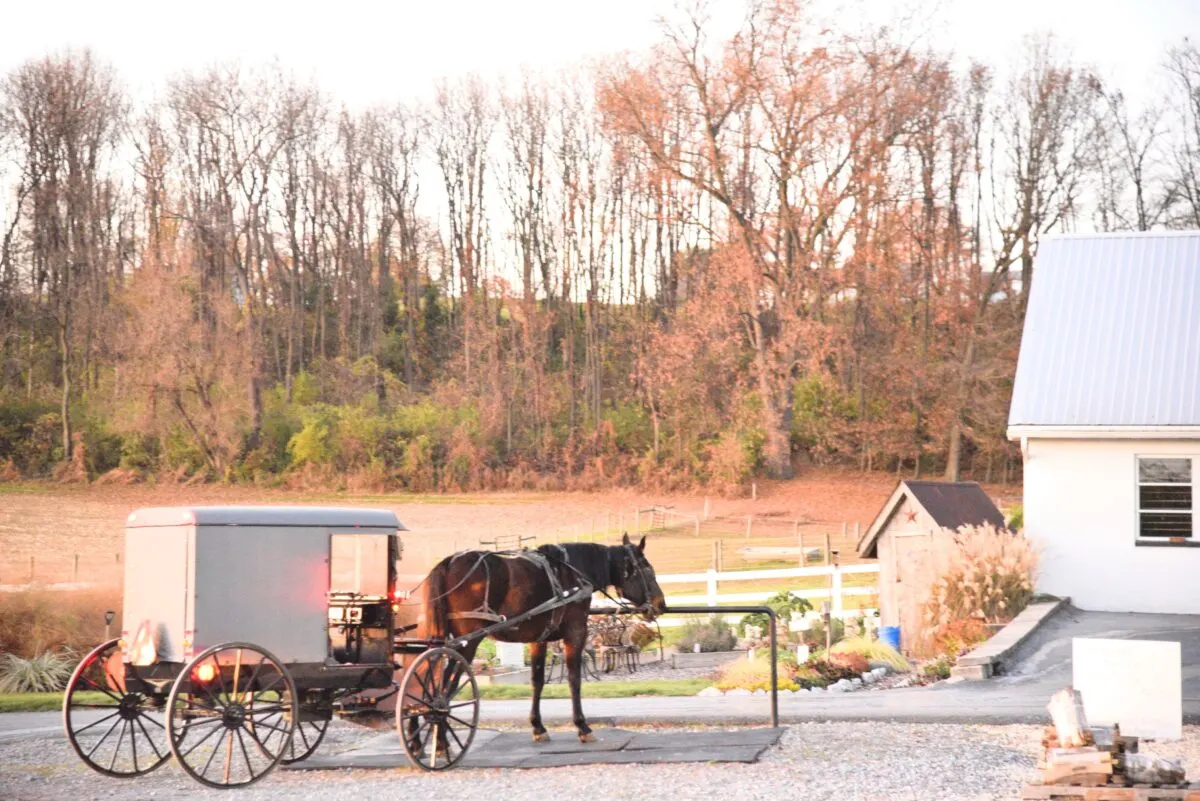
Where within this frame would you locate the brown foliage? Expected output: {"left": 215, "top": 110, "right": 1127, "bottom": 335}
{"left": 4, "top": 10, "right": 1180, "bottom": 491}
{"left": 0, "top": 589, "right": 122, "bottom": 659}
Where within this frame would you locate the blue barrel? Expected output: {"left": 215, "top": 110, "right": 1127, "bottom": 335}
{"left": 880, "top": 626, "right": 901, "bottom": 652}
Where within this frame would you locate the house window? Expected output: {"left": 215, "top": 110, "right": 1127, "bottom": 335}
{"left": 1137, "top": 458, "right": 1193, "bottom": 539}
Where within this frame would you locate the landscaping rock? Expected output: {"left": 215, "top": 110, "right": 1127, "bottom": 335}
{"left": 696, "top": 686, "right": 723, "bottom": 698}
{"left": 861, "top": 672, "right": 876, "bottom": 685}
{"left": 850, "top": 678, "right": 863, "bottom": 689}
{"left": 752, "top": 689, "right": 766, "bottom": 696}
{"left": 725, "top": 688, "right": 752, "bottom": 697}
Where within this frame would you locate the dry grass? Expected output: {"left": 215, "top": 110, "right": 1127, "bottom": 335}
{"left": 0, "top": 588, "right": 121, "bottom": 658}
{"left": 0, "top": 468, "right": 929, "bottom": 584}
{"left": 714, "top": 656, "right": 800, "bottom": 692}
{"left": 912, "top": 524, "right": 1039, "bottom": 655}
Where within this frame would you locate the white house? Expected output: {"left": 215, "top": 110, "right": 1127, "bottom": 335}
{"left": 1008, "top": 231, "right": 1200, "bottom": 614}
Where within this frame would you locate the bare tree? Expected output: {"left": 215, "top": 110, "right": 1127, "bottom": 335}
{"left": 1090, "top": 82, "right": 1167, "bottom": 231}
{"left": 1, "top": 50, "right": 125, "bottom": 458}
{"left": 1164, "top": 40, "right": 1200, "bottom": 228}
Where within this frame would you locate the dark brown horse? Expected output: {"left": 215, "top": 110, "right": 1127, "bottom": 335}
{"left": 422, "top": 534, "right": 665, "bottom": 743}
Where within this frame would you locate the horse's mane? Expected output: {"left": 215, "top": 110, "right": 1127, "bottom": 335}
{"left": 537, "top": 542, "right": 617, "bottom": 591}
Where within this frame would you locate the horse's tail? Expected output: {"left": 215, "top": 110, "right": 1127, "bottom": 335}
{"left": 423, "top": 557, "right": 452, "bottom": 642}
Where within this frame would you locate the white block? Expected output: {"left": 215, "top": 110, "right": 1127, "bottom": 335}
{"left": 1072, "top": 638, "right": 1181, "bottom": 741}
{"left": 495, "top": 641, "right": 526, "bottom": 668}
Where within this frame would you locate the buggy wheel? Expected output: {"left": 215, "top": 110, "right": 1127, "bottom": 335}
{"left": 397, "top": 647, "right": 479, "bottom": 771}
{"left": 62, "top": 638, "right": 170, "bottom": 778}
{"left": 246, "top": 688, "right": 328, "bottom": 765}
{"left": 280, "top": 719, "right": 327, "bottom": 764}
{"left": 167, "top": 642, "right": 297, "bottom": 788}
{"left": 279, "top": 700, "right": 328, "bottom": 765}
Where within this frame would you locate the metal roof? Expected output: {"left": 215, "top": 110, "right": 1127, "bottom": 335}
{"left": 858, "top": 481, "right": 1008, "bottom": 557}
{"left": 126, "top": 506, "right": 405, "bottom": 530}
{"left": 1008, "top": 231, "right": 1200, "bottom": 428}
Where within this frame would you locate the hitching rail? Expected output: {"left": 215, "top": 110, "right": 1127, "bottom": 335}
{"left": 591, "top": 604, "right": 779, "bottom": 728}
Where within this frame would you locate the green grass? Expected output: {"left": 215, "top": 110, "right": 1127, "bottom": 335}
{"left": 479, "top": 678, "right": 710, "bottom": 700}
{"left": 0, "top": 691, "right": 106, "bottom": 712}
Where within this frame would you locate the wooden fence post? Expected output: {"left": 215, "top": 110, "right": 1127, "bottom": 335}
{"left": 74, "top": 553, "right": 79, "bottom": 582}
{"left": 796, "top": 524, "right": 804, "bottom": 567}
{"left": 745, "top": 515, "right": 753, "bottom": 540}
{"left": 29, "top": 555, "right": 34, "bottom": 582}
{"left": 711, "top": 539, "right": 719, "bottom": 571}
{"left": 694, "top": 515, "right": 701, "bottom": 537}
{"left": 703, "top": 497, "right": 710, "bottom": 520}
{"left": 824, "top": 532, "right": 832, "bottom": 566}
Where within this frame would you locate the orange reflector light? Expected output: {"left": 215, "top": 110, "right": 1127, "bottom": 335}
{"left": 194, "top": 663, "right": 216, "bottom": 683}
{"left": 392, "top": 603, "right": 400, "bottom": 613}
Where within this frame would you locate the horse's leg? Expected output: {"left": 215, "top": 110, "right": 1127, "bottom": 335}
{"left": 563, "top": 628, "right": 593, "bottom": 743}
{"left": 528, "top": 641, "right": 550, "bottom": 742}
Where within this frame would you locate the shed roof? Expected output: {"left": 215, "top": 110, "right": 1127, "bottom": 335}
{"left": 126, "top": 506, "right": 405, "bottom": 530}
{"left": 1008, "top": 231, "right": 1200, "bottom": 429}
{"left": 857, "top": 481, "right": 1007, "bottom": 558}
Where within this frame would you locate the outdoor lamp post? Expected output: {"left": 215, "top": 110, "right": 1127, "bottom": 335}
{"left": 104, "top": 610, "right": 115, "bottom": 640}
{"left": 821, "top": 601, "right": 831, "bottom": 651}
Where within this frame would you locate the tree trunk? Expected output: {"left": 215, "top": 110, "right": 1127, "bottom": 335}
{"left": 59, "top": 320, "right": 72, "bottom": 459}
{"left": 944, "top": 332, "right": 977, "bottom": 483}
{"left": 754, "top": 321, "right": 792, "bottom": 480}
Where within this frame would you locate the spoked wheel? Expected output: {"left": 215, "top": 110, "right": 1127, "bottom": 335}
{"left": 280, "top": 705, "right": 328, "bottom": 765}
{"left": 166, "top": 642, "right": 297, "bottom": 788}
{"left": 397, "top": 647, "right": 480, "bottom": 771}
{"left": 62, "top": 638, "right": 170, "bottom": 777}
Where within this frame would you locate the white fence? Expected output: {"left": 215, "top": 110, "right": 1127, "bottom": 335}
{"left": 595, "top": 562, "right": 881, "bottom": 627}
{"left": 399, "top": 562, "right": 882, "bottom": 628}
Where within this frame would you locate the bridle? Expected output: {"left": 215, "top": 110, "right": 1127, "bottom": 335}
{"left": 618, "top": 543, "right": 659, "bottom": 618}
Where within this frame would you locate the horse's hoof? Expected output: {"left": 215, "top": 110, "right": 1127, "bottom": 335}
{"left": 532, "top": 731, "right": 551, "bottom": 743}
{"left": 578, "top": 732, "right": 596, "bottom": 744}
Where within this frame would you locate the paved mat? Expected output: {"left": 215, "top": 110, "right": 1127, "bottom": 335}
{"left": 288, "top": 727, "right": 784, "bottom": 770}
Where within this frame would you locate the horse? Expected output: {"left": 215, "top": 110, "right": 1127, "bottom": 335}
{"left": 421, "top": 533, "right": 665, "bottom": 744}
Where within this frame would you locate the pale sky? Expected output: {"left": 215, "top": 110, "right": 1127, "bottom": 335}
{"left": 1, "top": 0, "right": 1196, "bottom": 108}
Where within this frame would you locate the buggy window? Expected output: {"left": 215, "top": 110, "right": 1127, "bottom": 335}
{"left": 329, "top": 534, "right": 389, "bottom": 596}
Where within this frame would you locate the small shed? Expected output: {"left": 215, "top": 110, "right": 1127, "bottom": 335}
{"left": 856, "top": 481, "right": 1008, "bottom": 651}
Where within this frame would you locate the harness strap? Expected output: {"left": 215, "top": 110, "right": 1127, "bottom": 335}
{"left": 449, "top": 610, "right": 507, "bottom": 623}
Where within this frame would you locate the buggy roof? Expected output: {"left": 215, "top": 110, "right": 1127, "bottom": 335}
{"left": 126, "top": 505, "right": 405, "bottom": 530}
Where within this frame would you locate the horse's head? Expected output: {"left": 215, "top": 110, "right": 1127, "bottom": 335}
{"left": 615, "top": 533, "right": 665, "bottom": 621}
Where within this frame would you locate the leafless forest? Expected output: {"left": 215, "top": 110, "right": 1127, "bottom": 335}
{"left": 1, "top": 2, "right": 1198, "bottom": 491}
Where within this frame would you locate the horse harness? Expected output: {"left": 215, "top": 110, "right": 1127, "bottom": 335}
{"left": 446, "top": 546, "right": 590, "bottom": 642}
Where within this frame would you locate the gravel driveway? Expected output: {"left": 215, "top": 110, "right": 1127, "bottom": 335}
{"left": 14, "top": 719, "right": 1190, "bottom": 801}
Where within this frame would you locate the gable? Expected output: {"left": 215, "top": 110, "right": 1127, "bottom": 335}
{"left": 1009, "top": 232, "right": 1200, "bottom": 428}
{"left": 858, "top": 480, "right": 1007, "bottom": 558}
